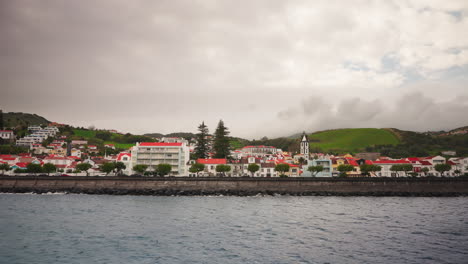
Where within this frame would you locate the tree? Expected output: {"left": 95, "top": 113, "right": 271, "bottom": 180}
{"left": 100, "top": 162, "right": 115, "bottom": 176}
{"left": 337, "top": 164, "right": 354, "bottom": 177}
{"left": 0, "top": 163, "right": 10, "bottom": 174}
{"left": 308, "top": 165, "right": 324, "bottom": 177}
{"left": 133, "top": 164, "right": 148, "bottom": 175}
{"left": 42, "top": 163, "right": 57, "bottom": 176}
{"left": 247, "top": 164, "right": 260, "bottom": 177}
{"left": 216, "top": 164, "right": 231, "bottom": 177}
{"left": 434, "top": 163, "right": 452, "bottom": 176}
{"left": 114, "top": 162, "right": 126, "bottom": 176}
{"left": 213, "top": 120, "right": 231, "bottom": 159}
{"left": 156, "top": 163, "right": 172, "bottom": 177}
{"left": 421, "top": 167, "right": 429, "bottom": 176}
{"left": 401, "top": 164, "right": 413, "bottom": 177}
{"left": 194, "top": 122, "right": 210, "bottom": 159}
{"left": 359, "top": 164, "right": 382, "bottom": 177}
{"left": 26, "top": 163, "right": 42, "bottom": 174}
{"left": 189, "top": 163, "right": 205, "bottom": 177}
{"left": 390, "top": 164, "right": 401, "bottom": 177}
{"left": 76, "top": 163, "right": 92, "bottom": 176}
{"left": 95, "top": 131, "right": 112, "bottom": 141}
{"left": 454, "top": 169, "right": 461, "bottom": 176}
{"left": 298, "top": 157, "right": 306, "bottom": 165}
{"left": 275, "top": 163, "right": 290, "bottom": 177}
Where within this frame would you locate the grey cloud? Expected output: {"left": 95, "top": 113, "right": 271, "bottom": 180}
{"left": 273, "top": 92, "right": 468, "bottom": 137}
{"left": 1, "top": 1, "right": 468, "bottom": 139}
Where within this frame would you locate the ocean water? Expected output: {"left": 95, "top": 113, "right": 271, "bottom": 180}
{"left": 0, "top": 194, "right": 467, "bottom": 264}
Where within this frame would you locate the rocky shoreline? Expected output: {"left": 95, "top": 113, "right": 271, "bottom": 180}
{"left": 1, "top": 187, "right": 466, "bottom": 197}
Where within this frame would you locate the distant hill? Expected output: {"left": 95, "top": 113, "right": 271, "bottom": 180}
{"left": 307, "top": 128, "right": 400, "bottom": 153}
{"left": 3, "top": 112, "right": 50, "bottom": 128}
{"left": 144, "top": 132, "right": 195, "bottom": 140}
{"left": 252, "top": 126, "right": 468, "bottom": 157}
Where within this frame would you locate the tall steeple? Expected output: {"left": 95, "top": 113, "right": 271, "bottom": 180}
{"left": 300, "top": 131, "right": 309, "bottom": 157}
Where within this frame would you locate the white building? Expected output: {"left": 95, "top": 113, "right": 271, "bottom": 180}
{"left": 239, "top": 145, "right": 277, "bottom": 157}
{"left": 300, "top": 132, "right": 309, "bottom": 158}
{"left": 0, "top": 130, "right": 15, "bottom": 141}
{"left": 131, "top": 142, "right": 190, "bottom": 176}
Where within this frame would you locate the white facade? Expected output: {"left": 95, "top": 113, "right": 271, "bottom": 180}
{"left": 0, "top": 130, "right": 14, "bottom": 140}
{"left": 131, "top": 142, "right": 190, "bottom": 176}
{"left": 300, "top": 132, "right": 309, "bottom": 157}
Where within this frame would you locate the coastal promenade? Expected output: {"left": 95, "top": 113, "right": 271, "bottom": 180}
{"left": 1, "top": 176, "right": 468, "bottom": 196}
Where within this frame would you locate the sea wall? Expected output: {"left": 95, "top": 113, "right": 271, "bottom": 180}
{"left": 1, "top": 176, "right": 468, "bottom": 196}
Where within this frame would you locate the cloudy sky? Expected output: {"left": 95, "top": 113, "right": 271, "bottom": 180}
{"left": 1, "top": 0, "right": 468, "bottom": 139}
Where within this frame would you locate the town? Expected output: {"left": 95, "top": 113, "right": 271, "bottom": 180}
{"left": 1, "top": 116, "right": 467, "bottom": 178}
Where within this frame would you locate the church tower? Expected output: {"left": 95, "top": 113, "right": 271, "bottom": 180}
{"left": 300, "top": 131, "right": 309, "bottom": 157}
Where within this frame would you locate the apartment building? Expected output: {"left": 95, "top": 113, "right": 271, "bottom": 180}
{"left": 131, "top": 142, "right": 190, "bottom": 176}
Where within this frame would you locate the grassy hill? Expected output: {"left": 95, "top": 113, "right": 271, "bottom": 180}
{"left": 308, "top": 128, "right": 400, "bottom": 153}
{"left": 3, "top": 112, "right": 50, "bottom": 128}
{"left": 68, "top": 128, "right": 154, "bottom": 150}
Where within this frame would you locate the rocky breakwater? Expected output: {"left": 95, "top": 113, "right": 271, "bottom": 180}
{"left": 1, "top": 176, "right": 468, "bottom": 196}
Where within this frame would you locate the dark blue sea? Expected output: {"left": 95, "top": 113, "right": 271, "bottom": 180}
{"left": 0, "top": 194, "right": 467, "bottom": 264}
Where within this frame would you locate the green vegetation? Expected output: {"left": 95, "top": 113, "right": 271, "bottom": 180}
{"left": 133, "top": 164, "right": 148, "bottom": 174}
{"left": 434, "top": 164, "right": 452, "bottom": 176}
{"left": 213, "top": 120, "right": 231, "bottom": 159}
{"left": 215, "top": 164, "right": 231, "bottom": 176}
{"left": 308, "top": 128, "right": 400, "bottom": 153}
{"left": 76, "top": 163, "right": 92, "bottom": 176}
{"left": 337, "top": 164, "right": 354, "bottom": 177}
{"left": 247, "top": 164, "right": 260, "bottom": 177}
{"left": 69, "top": 128, "right": 155, "bottom": 152}
{"left": 189, "top": 163, "right": 205, "bottom": 176}
{"left": 359, "top": 164, "right": 382, "bottom": 176}
{"left": 156, "top": 164, "right": 172, "bottom": 176}
{"left": 194, "top": 122, "right": 210, "bottom": 159}
{"left": 0, "top": 163, "right": 10, "bottom": 174}
{"left": 3, "top": 112, "right": 50, "bottom": 128}
{"left": 42, "top": 163, "right": 57, "bottom": 175}
{"left": 307, "top": 165, "right": 324, "bottom": 177}
{"left": 100, "top": 162, "right": 115, "bottom": 176}
{"left": 275, "top": 164, "right": 290, "bottom": 176}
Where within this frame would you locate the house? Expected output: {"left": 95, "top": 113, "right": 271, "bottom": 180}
{"left": 88, "top": 145, "right": 98, "bottom": 150}
{"left": 71, "top": 140, "right": 88, "bottom": 145}
{"left": 259, "top": 163, "right": 277, "bottom": 177}
{"left": 43, "top": 156, "right": 74, "bottom": 167}
{"left": 0, "top": 130, "right": 15, "bottom": 142}
{"left": 131, "top": 142, "right": 190, "bottom": 176}
{"left": 240, "top": 145, "right": 277, "bottom": 157}
{"left": 104, "top": 144, "right": 115, "bottom": 150}
{"left": 372, "top": 159, "right": 412, "bottom": 177}
{"left": 301, "top": 158, "right": 333, "bottom": 177}
{"left": 194, "top": 158, "right": 227, "bottom": 176}
{"left": 116, "top": 152, "right": 132, "bottom": 175}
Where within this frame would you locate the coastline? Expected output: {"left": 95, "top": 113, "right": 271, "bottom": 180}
{"left": 1, "top": 176, "right": 468, "bottom": 197}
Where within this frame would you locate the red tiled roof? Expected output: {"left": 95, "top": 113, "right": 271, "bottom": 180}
{"left": 407, "top": 157, "right": 421, "bottom": 162}
{"left": 140, "top": 142, "right": 182, "bottom": 147}
{"left": 116, "top": 152, "right": 131, "bottom": 161}
{"left": 373, "top": 160, "right": 411, "bottom": 164}
{"left": 15, "top": 162, "right": 28, "bottom": 168}
{"left": 196, "top": 158, "right": 227, "bottom": 164}
{"left": 0, "top": 130, "right": 13, "bottom": 132}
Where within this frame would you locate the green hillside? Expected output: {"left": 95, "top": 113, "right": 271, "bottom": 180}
{"left": 66, "top": 128, "right": 155, "bottom": 151}
{"left": 3, "top": 112, "right": 50, "bottom": 128}
{"left": 308, "top": 128, "right": 400, "bottom": 153}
